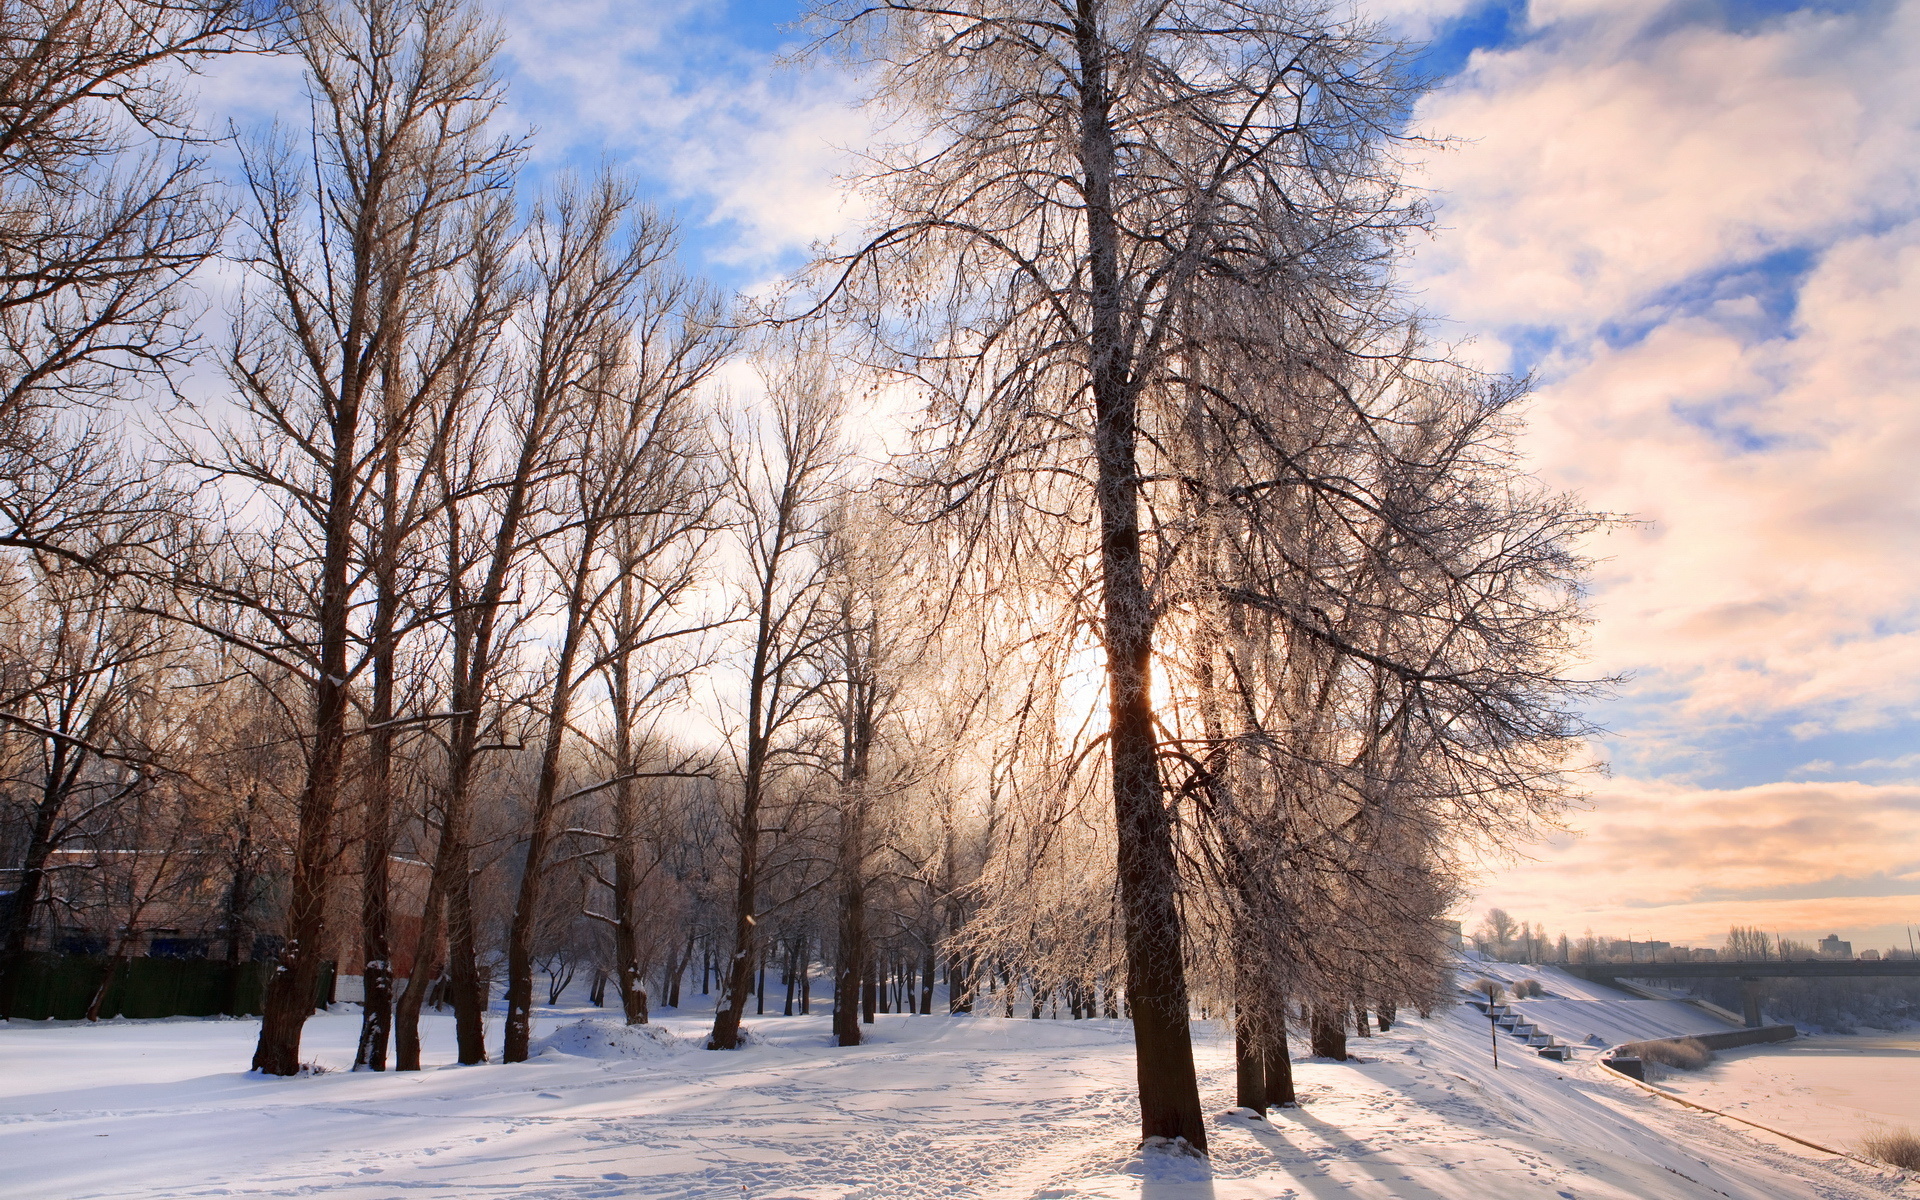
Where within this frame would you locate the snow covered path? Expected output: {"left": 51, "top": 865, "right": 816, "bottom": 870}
{"left": 1, "top": 983, "right": 1914, "bottom": 1199}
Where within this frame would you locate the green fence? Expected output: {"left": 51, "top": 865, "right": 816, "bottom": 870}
{"left": 5, "top": 953, "right": 334, "bottom": 1021}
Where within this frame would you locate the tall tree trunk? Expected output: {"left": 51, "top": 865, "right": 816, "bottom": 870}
{"left": 609, "top": 591, "right": 650, "bottom": 1026}
{"left": 833, "top": 791, "right": 867, "bottom": 1046}
{"left": 503, "top": 558, "right": 593, "bottom": 1062}
{"left": 355, "top": 421, "right": 409, "bottom": 1072}
{"left": 440, "top": 823, "right": 487, "bottom": 1063}
{"left": 221, "top": 781, "right": 260, "bottom": 1015}
{"left": 707, "top": 773, "right": 760, "bottom": 1049}
{"left": 253, "top": 517, "right": 354, "bottom": 1075}
{"left": 1235, "top": 1004, "right": 1265, "bottom": 1114}
{"left": 1310, "top": 1004, "right": 1347, "bottom": 1061}
{"left": 669, "top": 933, "right": 688, "bottom": 1007}
{"left": 1074, "top": 12, "right": 1205, "bottom": 1151}
{"left": 0, "top": 745, "right": 71, "bottom": 1017}
{"left": 394, "top": 877, "right": 445, "bottom": 1071}
{"left": 1263, "top": 1003, "right": 1296, "bottom": 1108}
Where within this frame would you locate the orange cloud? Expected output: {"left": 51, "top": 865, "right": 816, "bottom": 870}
{"left": 1473, "top": 776, "right": 1920, "bottom": 948}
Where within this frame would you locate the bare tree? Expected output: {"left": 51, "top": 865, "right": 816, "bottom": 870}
{"left": 175, "top": 0, "right": 517, "bottom": 1075}
{"left": 0, "top": 0, "right": 265, "bottom": 564}
{"left": 0, "top": 563, "right": 171, "bottom": 1015}
{"left": 586, "top": 283, "right": 731, "bottom": 1027}
{"left": 799, "top": 0, "right": 1455, "bottom": 1149}
{"left": 498, "top": 178, "right": 728, "bottom": 1061}
{"left": 707, "top": 348, "right": 842, "bottom": 1052}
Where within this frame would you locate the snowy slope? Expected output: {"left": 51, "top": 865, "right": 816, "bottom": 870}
{"left": 0, "top": 974, "right": 1912, "bottom": 1200}
{"left": 1462, "top": 960, "right": 1743, "bottom": 1048}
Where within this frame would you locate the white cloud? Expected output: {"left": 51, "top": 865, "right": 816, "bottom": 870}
{"left": 1519, "top": 220, "right": 1920, "bottom": 730}
{"left": 1406, "top": 1, "right": 1920, "bottom": 735}
{"left": 1412, "top": 3, "right": 1920, "bottom": 338}
{"left": 1353, "top": 0, "right": 1481, "bottom": 37}
{"left": 1435, "top": 2, "right": 1920, "bottom": 935}
{"left": 495, "top": 0, "right": 877, "bottom": 281}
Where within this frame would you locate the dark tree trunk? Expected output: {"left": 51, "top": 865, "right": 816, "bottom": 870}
{"left": 1310, "top": 1005, "right": 1348, "bottom": 1061}
{"left": 221, "top": 782, "right": 260, "bottom": 1014}
{"left": 1068, "top": 8, "right": 1205, "bottom": 1151}
{"left": 503, "top": 549, "right": 595, "bottom": 1062}
{"left": 0, "top": 745, "right": 72, "bottom": 1018}
{"left": 1235, "top": 1006, "right": 1266, "bottom": 1114}
{"left": 394, "top": 841, "right": 447, "bottom": 1070}
{"left": 669, "top": 933, "right": 689, "bottom": 1007}
{"left": 613, "top": 818, "right": 649, "bottom": 1025}
{"left": 252, "top": 600, "right": 351, "bottom": 1075}
{"left": 86, "top": 947, "right": 128, "bottom": 1022}
{"left": 947, "top": 948, "right": 972, "bottom": 1014}
{"left": 707, "top": 770, "right": 761, "bottom": 1049}
{"left": 1263, "top": 1006, "right": 1296, "bottom": 1108}
{"left": 862, "top": 958, "right": 876, "bottom": 1023}
{"left": 440, "top": 827, "right": 487, "bottom": 1063}
{"left": 354, "top": 538, "right": 399, "bottom": 1070}
{"left": 920, "top": 950, "right": 934, "bottom": 1014}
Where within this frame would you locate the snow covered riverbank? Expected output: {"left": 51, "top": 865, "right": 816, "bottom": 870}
{"left": 1, "top": 971, "right": 1914, "bottom": 1199}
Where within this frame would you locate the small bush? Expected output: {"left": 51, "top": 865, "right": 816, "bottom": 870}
{"left": 1468, "top": 977, "right": 1505, "bottom": 1002}
{"left": 1861, "top": 1127, "right": 1920, "bottom": 1171}
{"left": 1620, "top": 1038, "right": 1713, "bottom": 1070}
{"left": 1516, "top": 978, "right": 1544, "bottom": 998}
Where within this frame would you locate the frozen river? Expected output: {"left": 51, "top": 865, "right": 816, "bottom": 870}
{"left": 1661, "top": 1031, "right": 1920, "bottom": 1152}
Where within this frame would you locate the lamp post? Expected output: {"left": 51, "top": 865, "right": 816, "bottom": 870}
{"left": 1474, "top": 979, "right": 1501, "bottom": 1070}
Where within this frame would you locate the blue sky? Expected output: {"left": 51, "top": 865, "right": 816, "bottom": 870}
{"left": 200, "top": 0, "right": 1920, "bottom": 950}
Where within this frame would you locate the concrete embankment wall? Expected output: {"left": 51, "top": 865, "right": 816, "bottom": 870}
{"left": 1676, "top": 1025, "right": 1797, "bottom": 1051}
{"left": 1603, "top": 1026, "right": 1794, "bottom": 1080}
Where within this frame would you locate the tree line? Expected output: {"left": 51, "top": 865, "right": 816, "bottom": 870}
{"left": 0, "top": 0, "right": 1604, "bottom": 1154}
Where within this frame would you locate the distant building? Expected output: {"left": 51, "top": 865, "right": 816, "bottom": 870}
{"left": 1442, "top": 920, "right": 1464, "bottom": 951}
{"left": 1818, "top": 934, "right": 1853, "bottom": 959}
{"left": 1861, "top": 948, "right": 1881, "bottom": 961}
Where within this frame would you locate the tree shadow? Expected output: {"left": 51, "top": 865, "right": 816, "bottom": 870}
{"left": 1229, "top": 1106, "right": 1459, "bottom": 1200}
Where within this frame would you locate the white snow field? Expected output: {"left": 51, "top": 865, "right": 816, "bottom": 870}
{"left": 1, "top": 964, "right": 1914, "bottom": 1200}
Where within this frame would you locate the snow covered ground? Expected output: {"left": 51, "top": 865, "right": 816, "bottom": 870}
{"left": 1, "top": 965, "right": 1914, "bottom": 1200}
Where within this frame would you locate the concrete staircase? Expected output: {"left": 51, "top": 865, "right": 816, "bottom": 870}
{"left": 1465, "top": 996, "right": 1572, "bottom": 1060}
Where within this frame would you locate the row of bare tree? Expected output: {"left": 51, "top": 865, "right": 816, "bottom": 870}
{"left": 0, "top": 0, "right": 1604, "bottom": 1155}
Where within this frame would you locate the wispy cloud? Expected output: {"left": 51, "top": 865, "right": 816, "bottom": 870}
{"left": 1414, "top": 1, "right": 1920, "bottom": 741}
{"left": 1432, "top": 1, "right": 1920, "bottom": 933}
{"left": 1472, "top": 776, "right": 1920, "bottom": 946}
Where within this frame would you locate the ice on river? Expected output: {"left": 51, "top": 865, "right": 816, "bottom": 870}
{"left": 1659, "top": 1032, "right": 1920, "bottom": 1153}
{"left": 0, "top": 967, "right": 1913, "bottom": 1199}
